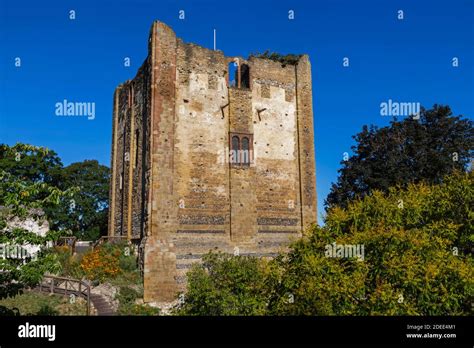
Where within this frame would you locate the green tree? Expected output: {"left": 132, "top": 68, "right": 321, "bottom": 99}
{"left": 271, "top": 172, "right": 473, "bottom": 315}
{"left": 0, "top": 144, "right": 77, "bottom": 309}
{"left": 50, "top": 160, "right": 110, "bottom": 240}
{"left": 0, "top": 143, "right": 62, "bottom": 185}
{"left": 326, "top": 105, "right": 473, "bottom": 209}
{"left": 0, "top": 144, "right": 110, "bottom": 240}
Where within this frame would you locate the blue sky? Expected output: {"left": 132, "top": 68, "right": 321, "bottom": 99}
{"left": 1, "top": 0, "right": 473, "bottom": 222}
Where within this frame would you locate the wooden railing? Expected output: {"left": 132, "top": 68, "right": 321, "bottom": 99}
{"left": 36, "top": 275, "right": 91, "bottom": 315}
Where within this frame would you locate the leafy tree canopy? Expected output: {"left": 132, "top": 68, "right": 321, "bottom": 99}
{"left": 49, "top": 160, "right": 110, "bottom": 240}
{"left": 0, "top": 143, "right": 110, "bottom": 241}
{"left": 326, "top": 105, "right": 473, "bottom": 209}
{"left": 0, "top": 143, "right": 62, "bottom": 185}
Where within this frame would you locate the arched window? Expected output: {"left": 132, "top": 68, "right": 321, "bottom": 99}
{"left": 241, "top": 137, "right": 250, "bottom": 165}
{"left": 240, "top": 64, "right": 250, "bottom": 89}
{"left": 231, "top": 136, "right": 240, "bottom": 164}
{"left": 229, "top": 133, "right": 253, "bottom": 167}
{"left": 227, "top": 60, "right": 250, "bottom": 89}
{"left": 228, "top": 62, "right": 237, "bottom": 87}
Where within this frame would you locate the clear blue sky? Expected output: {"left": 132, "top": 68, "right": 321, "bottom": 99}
{"left": 1, "top": 0, "right": 473, "bottom": 222}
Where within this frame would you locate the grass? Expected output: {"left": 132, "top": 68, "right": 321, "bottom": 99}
{"left": 108, "top": 268, "right": 142, "bottom": 288}
{"left": 0, "top": 290, "right": 88, "bottom": 315}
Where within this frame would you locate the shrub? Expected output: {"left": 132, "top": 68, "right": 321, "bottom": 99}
{"left": 175, "top": 252, "right": 270, "bottom": 316}
{"left": 116, "top": 286, "right": 160, "bottom": 316}
{"left": 271, "top": 172, "right": 474, "bottom": 315}
{"left": 125, "top": 304, "right": 160, "bottom": 316}
{"left": 36, "top": 304, "right": 59, "bottom": 316}
{"left": 117, "top": 286, "right": 139, "bottom": 304}
{"left": 249, "top": 50, "right": 302, "bottom": 65}
{"left": 51, "top": 246, "right": 83, "bottom": 278}
{"left": 80, "top": 247, "right": 120, "bottom": 282}
{"left": 118, "top": 252, "right": 138, "bottom": 273}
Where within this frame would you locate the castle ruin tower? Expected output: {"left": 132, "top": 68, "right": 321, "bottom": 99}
{"left": 108, "top": 21, "right": 317, "bottom": 302}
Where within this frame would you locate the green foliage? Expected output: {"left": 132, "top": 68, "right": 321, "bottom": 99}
{"left": 0, "top": 143, "right": 110, "bottom": 241}
{"left": 249, "top": 50, "right": 302, "bottom": 65}
{"left": 80, "top": 242, "right": 138, "bottom": 283}
{"left": 101, "top": 242, "right": 138, "bottom": 273}
{"left": 117, "top": 286, "right": 140, "bottom": 304}
{"left": 116, "top": 286, "right": 160, "bottom": 316}
{"left": 269, "top": 172, "right": 473, "bottom": 315}
{"left": 0, "top": 143, "right": 62, "bottom": 185}
{"left": 49, "top": 160, "right": 110, "bottom": 241}
{"left": 118, "top": 252, "right": 138, "bottom": 273}
{"left": 50, "top": 246, "right": 84, "bottom": 279}
{"left": 272, "top": 231, "right": 471, "bottom": 315}
{"left": 0, "top": 145, "right": 78, "bottom": 301}
{"left": 50, "top": 240, "right": 140, "bottom": 288}
{"left": 179, "top": 173, "right": 473, "bottom": 315}
{"left": 0, "top": 306, "right": 20, "bottom": 316}
{"left": 175, "top": 252, "right": 270, "bottom": 315}
{"left": 36, "top": 304, "right": 59, "bottom": 316}
{"left": 0, "top": 291, "right": 87, "bottom": 316}
{"left": 325, "top": 171, "right": 473, "bottom": 254}
{"left": 326, "top": 105, "right": 474, "bottom": 209}
{"left": 108, "top": 268, "right": 142, "bottom": 288}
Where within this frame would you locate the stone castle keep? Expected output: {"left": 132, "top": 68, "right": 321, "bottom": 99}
{"left": 108, "top": 21, "right": 317, "bottom": 302}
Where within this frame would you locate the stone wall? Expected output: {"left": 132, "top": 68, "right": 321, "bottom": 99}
{"left": 109, "top": 62, "right": 151, "bottom": 241}
{"left": 109, "top": 20, "right": 317, "bottom": 302}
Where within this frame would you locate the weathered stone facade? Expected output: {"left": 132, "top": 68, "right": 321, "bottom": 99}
{"left": 108, "top": 21, "right": 317, "bottom": 302}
